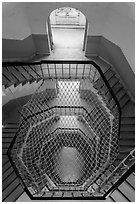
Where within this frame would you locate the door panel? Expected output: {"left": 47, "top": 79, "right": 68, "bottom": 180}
{"left": 47, "top": 16, "right": 53, "bottom": 50}
{"left": 83, "top": 18, "right": 88, "bottom": 51}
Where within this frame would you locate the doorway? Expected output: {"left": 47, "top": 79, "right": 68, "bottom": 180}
{"left": 47, "top": 7, "right": 88, "bottom": 56}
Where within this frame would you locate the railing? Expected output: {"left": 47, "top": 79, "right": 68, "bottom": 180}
{"left": 3, "top": 60, "right": 121, "bottom": 114}
{"left": 3, "top": 60, "right": 131, "bottom": 199}
{"left": 7, "top": 130, "right": 135, "bottom": 200}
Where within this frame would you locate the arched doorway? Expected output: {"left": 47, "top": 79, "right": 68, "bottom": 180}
{"left": 47, "top": 7, "right": 88, "bottom": 54}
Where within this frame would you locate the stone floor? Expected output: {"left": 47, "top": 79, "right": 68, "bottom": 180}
{"left": 31, "top": 28, "right": 90, "bottom": 61}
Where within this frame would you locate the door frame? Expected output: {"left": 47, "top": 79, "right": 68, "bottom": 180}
{"left": 47, "top": 8, "right": 88, "bottom": 53}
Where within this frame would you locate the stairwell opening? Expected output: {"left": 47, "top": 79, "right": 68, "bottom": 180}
{"left": 47, "top": 7, "right": 88, "bottom": 55}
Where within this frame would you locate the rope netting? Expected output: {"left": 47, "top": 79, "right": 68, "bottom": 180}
{"left": 10, "top": 70, "right": 120, "bottom": 196}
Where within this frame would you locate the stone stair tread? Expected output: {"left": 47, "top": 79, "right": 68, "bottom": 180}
{"left": 119, "top": 146, "right": 134, "bottom": 152}
{"left": 119, "top": 138, "right": 135, "bottom": 146}
{"left": 16, "top": 66, "right": 33, "bottom": 80}
{"left": 119, "top": 95, "right": 130, "bottom": 108}
{"left": 116, "top": 89, "right": 127, "bottom": 101}
{"left": 111, "top": 189, "right": 130, "bottom": 202}
{"left": 122, "top": 101, "right": 135, "bottom": 117}
{"left": 120, "top": 131, "right": 135, "bottom": 139}
{"left": 3, "top": 183, "right": 24, "bottom": 202}
{"left": 2, "top": 170, "right": 17, "bottom": 191}
{"left": 2, "top": 155, "right": 9, "bottom": 165}
{"left": 126, "top": 173, "right": 135, "bottom": 189}
{"left": 93, "top": 56, "right": 111, "bottom": 73}
{"left": 112, "top": 81, "right": 123, "bottom": 93}
{"left": 2, "top": 166, "right": 14, "bottom": 181}
{"left": 2, "top": 160, "right": 12, "bottom": 174}
{"left": 121, "top": 117, "right": 135, "bottom": 124}
{"left": 10, "top": 66, "right": 26, "bottom": 82}
{"left": 120, "top": 124, "right": 135, "bottom": 131}
{"left": 108, "top": 76, "right": 119, "bottom": 88}
{"left": 2, "top": 74, "right": 10, "bottom": 85}
{"left": 118, "top": 181, "right": 135, "bottom": 202}
{"left": 3, "top": 67, "right": 17, "bottom": 84}
{"left": 104, "top": 69, "right": 115, "bottom": 80}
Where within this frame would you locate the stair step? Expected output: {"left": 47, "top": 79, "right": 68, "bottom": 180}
{"left": 3, "top": 67, "right": 17, "bottom": 85}
{"left": 119, "top": 95, "right": 130, "bottom": 108}
{"left": 118, "top": 181, "right": 135, "bottom": 202}
{"left": 104, "top": 70, "right": 115, "bottom": 80}
{"left": 4, "top": 122, "right": 19, "bottom": 126}
{"left": 2, "top": 148, "right": 8, "bottom": 155}
{"left": 2, "top": 142, "right": 11, "bottom": 149}
{"left": 119, "top": 145, "right": 134, "bottom": 152}
{"left": 112, "top": 82, "right": 123, "bottom": 94}
{"left": 93, "top": 57, "right": 111, "bottom": 73}
{"left": 2, "top": 155, "right": 9, "bottom": 165}
{"left": 2, "top": 125, "right": 18, "bottom": 130}
{"left": 2, "top": 161, "right": 11, "bottom": 173}
{"left": 111, "top": 189, "right": 130, "bottom": 202}
{"left": 121, "top": 117, "right": 135, "bottom": 124}
{"left": 122, "top": 101, "right": 135, "bottom": 117}
{"left": 120, "top": 124, "right": 135, "bottom": 132}
{"left": 34, "top": 64, "right": 43, "bottom": 76}
{"left": 106, "top": 196, "right": 115, "bottom": 202}
{"left": 2, "top": 137, "right": 13, "bottom": 143}
{"left": 27, "top": 65, "right": 38, "bottom": 78}
{"left": 3, "top": 181, "right": 23, "bottom": 202}
{"left": 119, "top": 139, "right": 135, "bottom": 147}
{"left": 126, "top": 173, "right": 135, "bottom": 189}
{"left": 10, "top": 66, "right": 26, "bottom": 83}
{"left": 2, "top": 128, "right": 17, "bottom": 133}
{"left": 3, "top": 170, "right": 17, "bottom": 191}
{"left": 120, "top": 131, "right": 135, "bottom": 139}
{"left": 116, "top": 89, "right": 127, "bottom": 101}
{"left": 2, "top": 74, "right": 10, "bottom": 85}
{"left": 108, "top": 76, "right": 119, "bottom": 88}
{"left": 3, "top": 166, "right": 14, "bottom": 181}
{"left": 16, "top": 66, "right": 32, "bottom": 81}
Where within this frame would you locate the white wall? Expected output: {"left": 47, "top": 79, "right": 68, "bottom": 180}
{"left": 23, "top": 2, "right": 109, "bottom": 35}
{"left": 2, "top": 2, "right": 32, "bottom": 40}
{"left": 2, "top": 2, "right": 135, "bottom": 71}
{"left": 102, "top": 3, "right": 135, "bottom": 72}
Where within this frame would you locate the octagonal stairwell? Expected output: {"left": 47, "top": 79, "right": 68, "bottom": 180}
{"left": 2, "top": 59, "right": 135, "bottom": 201}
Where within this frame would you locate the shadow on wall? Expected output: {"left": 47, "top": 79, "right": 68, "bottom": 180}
{"left": 85, "top": 36, "right": 135, "bottom": 100}
{"left": 2, "top": 34, "right": 50, "bottom": 61}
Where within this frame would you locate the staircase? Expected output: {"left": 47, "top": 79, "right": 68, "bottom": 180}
{"left": 2, "top": 57, "right": 135, "bottom": 201}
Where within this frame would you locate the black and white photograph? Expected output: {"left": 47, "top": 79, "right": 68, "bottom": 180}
{"left": 2, "top": 1, "right": 135, "bottom": 202}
